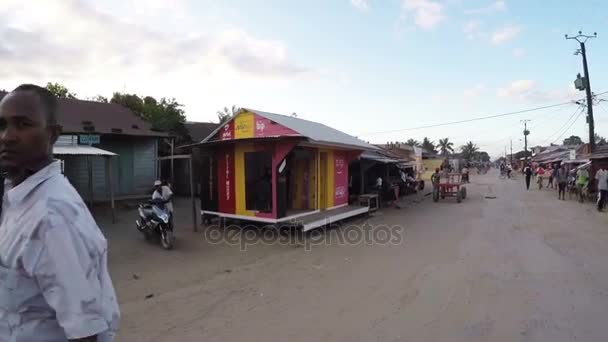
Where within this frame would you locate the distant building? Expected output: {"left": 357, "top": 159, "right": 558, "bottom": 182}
{"left": 0, "top": 91, "right": 166, "bottom": 201}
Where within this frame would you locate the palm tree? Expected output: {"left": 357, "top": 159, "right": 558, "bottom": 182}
{"left": 421, "top": 137, "right": 437, "bottom": 154}
{"left": 438, "top": 138, "right": 454, "bottom": 157}
{"left": 460, "top": 141, "right": 479, "bottom": 161}
{"left": 217, "top": 105, "right": 240, "bottom": 124}
{"left": 405, "top": 138, "right": 421, "bottom": 147}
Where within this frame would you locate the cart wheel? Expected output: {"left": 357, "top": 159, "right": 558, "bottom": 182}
{"left": 456, "top": 190, "right": 463, "bottom": 203}
{"left": 461, "top": 187, "right": 467, "bottom": 199}
{"left": 432, "top": 188, "right": 439, "bottom": 202}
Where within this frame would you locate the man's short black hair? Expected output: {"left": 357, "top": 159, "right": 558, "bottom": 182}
{"left": 12, "top": 84, "right": 58, "bottom": 126}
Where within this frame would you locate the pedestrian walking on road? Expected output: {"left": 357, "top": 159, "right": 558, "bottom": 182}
{"left": 524, "top": 165, "right": 533, "bottom": 190}
{"left": 0, "top": 85, "right": 120, "bottom": 341}
{"left": 576, "top": 167, "right": 589, "bottom": 203}
{"left": 556, "top": 165, "right": 568, "bottom": 200}
{"left": 547, "top": 167, "right": 554, "bottom": 189}
{"left": 595, "top": 167, "right": 608, "bottom": 211}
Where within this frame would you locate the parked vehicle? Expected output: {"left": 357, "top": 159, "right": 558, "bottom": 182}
{"left": 136, "top": 198, "right": 174, "bottom": 249}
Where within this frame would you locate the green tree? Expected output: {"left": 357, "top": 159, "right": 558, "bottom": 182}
{"left": 405, "top": 138, "right": 420, "bottom": 147}
{"left": 476, "top": 151, "right": 491, "bottom": 162}
{"left": 563, "top": 135, "right": 583, "bottom": 146}
{"left": 438, "top": 138, "right": 454, "bottom": 157}
{"left": 460, "top": 141, "right": 480, "bottom": 161}
{"left": 217, "top": 105, "right": 240, "bottom": 124}
{"left": 595, "top": 133, "right": 607, "bottom": 145}
{"left": 90, "top": 95, "right": 108, "bottom": 103}
{"left": 111, "top": 92, "right": 186, "bottom": 136}
{"left": 421, "top": 137, "right": 438, "bottom": 154}
{"left": 46, "top": 82, "right": 77, "bottom": 99}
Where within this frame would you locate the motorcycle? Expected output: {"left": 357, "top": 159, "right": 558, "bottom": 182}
{"left": 136, "top": 198, "right": 174, "bottom": 250}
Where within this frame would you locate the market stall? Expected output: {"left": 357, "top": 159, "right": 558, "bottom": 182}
{"left": 194, "top": 109, "right": 377, "bottom": 231}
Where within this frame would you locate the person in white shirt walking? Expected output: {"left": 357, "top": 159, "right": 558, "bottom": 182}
{"left": 595, "top": 167, "right": 608, "bottom": 211}
{"left": 0, "top": 84, "right": 119, "bottom": 342}
{"left": 153, "top": 180, "right": 174, "bottom": 225}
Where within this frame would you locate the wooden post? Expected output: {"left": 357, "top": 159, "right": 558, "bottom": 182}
{"left": 189, "top": 156, "right": 197, "bottom": 232}
{"left": 87, "top": 156, "right": 94, "bottom": 209}
{"left": 106, "top": 156, "right": 116, "bottom": 223}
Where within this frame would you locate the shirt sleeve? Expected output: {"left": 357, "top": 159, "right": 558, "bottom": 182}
{"left": 32, "top": 215, "right": 109, "bottom": 339}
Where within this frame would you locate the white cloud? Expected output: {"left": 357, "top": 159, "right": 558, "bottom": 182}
{"left": 497, "top": 80, "right": 579, "bottom": 103}
{"left": 490, "top": 25, "right": 522, "bottom": 45}
{"left": 350, "top": 0, "right": 369, "bottom": 11}
{"left": 512, "top": 47, "right": 526, "bottom": 58}
{"left": 463, "top": 20, "right": 479, "bottom": 34}
{"left": 463, "top": 83, "right": 486, "bottom": 100}
{"left": 464, "top": 1, "right": 506, "bottom": 15}
{"left": 0, "top": 0, "right": 310, "bottom": 118}
{"left": 497, "top": 80, "right": 536, "bottom": 98}
{"left": 400, "top": 0, "right": 445, "bottom": 30}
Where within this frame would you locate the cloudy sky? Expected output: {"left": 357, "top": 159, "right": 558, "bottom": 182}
{"left": 1, "top": 0, "right": 607, "bottom": 157}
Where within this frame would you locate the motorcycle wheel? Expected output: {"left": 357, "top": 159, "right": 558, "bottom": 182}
{"left": 161, "top": 231, "right": 174, "bottom": 250}
{"left": 418, "top": 180, "right": 425, "bottom": 191}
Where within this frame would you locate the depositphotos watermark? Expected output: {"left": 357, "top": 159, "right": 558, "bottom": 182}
{"left": 203, "top": 222, "right": 404, "bottom": 251}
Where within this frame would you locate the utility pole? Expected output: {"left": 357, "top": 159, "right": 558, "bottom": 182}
{"left": 510, "top": 140, "right": 513, "bottom": 165}
{"left": 566, "top": 31, "right": 597, "bottom": 152}
{"left": 522, "top": 120, "right": 531, "bottom": 166}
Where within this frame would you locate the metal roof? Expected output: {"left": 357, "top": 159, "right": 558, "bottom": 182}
{"left": 0, "top": 91, "right": 167, "bottom": 137}
{"left": 243, "top": 109, "right": 377, "bottom": 150}
{"left": 360, "top": 151, "right": 400, "bottom": 163}
{"left": 53, "top": 145, "right": 117, "bottom": 156}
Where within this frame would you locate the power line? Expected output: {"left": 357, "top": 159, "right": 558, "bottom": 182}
{"left": 540, "top": 106, "right": 583, "bottom": 144}
{"left": 359, "top": 101, "right": 574, "bottom": 136}
{"left": 552, "top": 109, "right": 585, "bottom": 144}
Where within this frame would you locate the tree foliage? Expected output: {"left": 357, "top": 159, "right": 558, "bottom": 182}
{"left": 90, "top": 95, "right": 108, "bottom": 103}
{"left": 111, "top": 93, "right": 186, "bottom": 137}
{"left": 217, "top": 105, "right": 240, "bottom": 124}
{"left": 563, "top": 135, "right": 583, "bottom": 146}
{"left": 460, "top": 141, "right": 480, "bottom": 161}
{"left": 438, "top": 138, "right": 454, "bottom": 157}
{"left": 595, "top": 133, "right": 607, "bottom": 145}
{"left": 421, "top": 137, "right": 437, "bottom": 154}
{"left": 46, "top": 82, "right": 77, "bottom": 99}
{"left": 405, "top": 138, "right": 420, "bottom": 147}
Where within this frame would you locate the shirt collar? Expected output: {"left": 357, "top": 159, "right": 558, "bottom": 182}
{"left": 5, "top": 161, "right": 61, "bottom": 206}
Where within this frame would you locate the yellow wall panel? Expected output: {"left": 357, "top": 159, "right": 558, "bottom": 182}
{"left": 235, "top": 142, "right": 255, "bottom": 216}
{"left": 234, "top": 112, "right": 254, "bottom": 139}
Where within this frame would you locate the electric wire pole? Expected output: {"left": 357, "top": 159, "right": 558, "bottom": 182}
{"left": 510, "top": 140, "right": 513, "bottom": 165}
{"left": 522, "top": 120, "right": 531, "bottom": 166}
{"left": 566, "top": 31, "right": 597, "bottom": 152}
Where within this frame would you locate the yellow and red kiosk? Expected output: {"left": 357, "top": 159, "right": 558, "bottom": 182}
{"left": 198, "top": 109, "right": 375, "bottom": 231}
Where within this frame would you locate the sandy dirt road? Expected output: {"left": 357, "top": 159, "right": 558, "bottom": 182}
{"left": 103, "top": 171, "right": 608, "bottom": 341}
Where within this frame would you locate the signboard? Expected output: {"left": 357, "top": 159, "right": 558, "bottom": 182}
{"left": 234, "top": 112, "right": 254, "bottom": 139}
{"left": 334, "top": 152, "right": 348, "bottom": 205}
{"left": 214, "top": 111, "right": 299, "bottom": 141}
{"left": 569, "top": 149, "right": 576, "bottom": 160}
{"left": 79, "top": 135, "right": 100, "bottom": 145}
{"left": 218, "top": 148, "right": 236, "bottom": 213}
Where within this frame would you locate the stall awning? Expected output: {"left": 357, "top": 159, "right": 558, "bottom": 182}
{"left": 360, "top": 151, "right": 401, "bottom": 164}
{"left": 53, "top": 145, "right": 117, "bottom": 156}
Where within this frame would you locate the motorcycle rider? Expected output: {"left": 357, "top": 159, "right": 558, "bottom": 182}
{"left": 152, "top": 180, "right": 173, "bottom": 226}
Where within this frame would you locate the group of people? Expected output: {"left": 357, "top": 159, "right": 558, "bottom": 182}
{"left": 523, "top": 164, "right": 572, "bottom": 200}
{"left": 521, "top": 163, "right": 608, "bottom": 209}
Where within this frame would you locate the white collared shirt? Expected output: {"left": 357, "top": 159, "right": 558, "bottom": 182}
{"left": 0, "top": 161, "right": 120, "bottom": 341}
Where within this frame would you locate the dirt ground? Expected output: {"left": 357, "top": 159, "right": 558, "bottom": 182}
{"left": 99, "top": 170, "right": 608, "bottom": 342}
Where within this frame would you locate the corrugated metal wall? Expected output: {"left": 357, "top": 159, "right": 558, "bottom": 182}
{"left": 58, "top": 136, "right": 158, "bottom": 202}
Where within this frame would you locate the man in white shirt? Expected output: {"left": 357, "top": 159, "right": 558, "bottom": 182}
{"left": 0, "top": 84, "right": 119, "bottom": 341}
{"left": 596, "top": 167, "right": 608, "bottom": 211}
{"left": 153, "top": 180, "right": 174, "bottom": 213}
